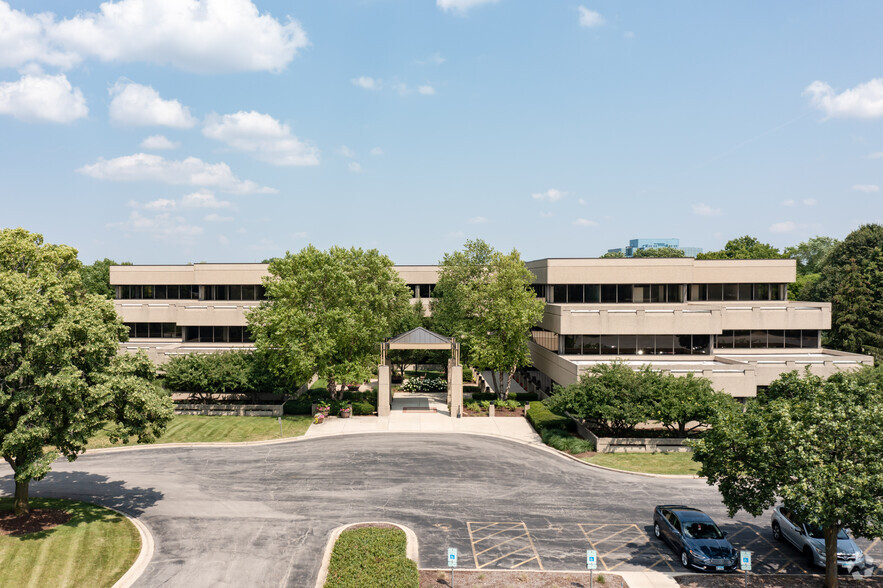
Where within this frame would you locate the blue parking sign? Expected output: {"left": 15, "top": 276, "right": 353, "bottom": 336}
{"left": 448, "top": 548, "right": 457, "bottom": 568}
{"left": 586, "top": 549, "right": 597, "bottom": 570}
{"left": 740, "top": 550, "right": 751, "bottom": 571}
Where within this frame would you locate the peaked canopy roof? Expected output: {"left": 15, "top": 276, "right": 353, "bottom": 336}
{"left": 386, "top": 327, "right": 452, "bottom": 349}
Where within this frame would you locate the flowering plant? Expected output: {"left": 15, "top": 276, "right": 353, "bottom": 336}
{"left": 313, "top": 413, "right": 325, "bottom": 425}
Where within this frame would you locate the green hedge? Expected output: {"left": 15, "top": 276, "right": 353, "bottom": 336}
{"left": 541, "top": 429, "right": 595, "bottom": 454}
{"left": 351, "top": 401, "right": 375, "bottom": 416}
{"left": 324, "top": 527, "right": 418, "bottom": 588}
{"left": 527, "top": 402, "right": 570, "bottom": 432}
{"left": 284, "top": 390, "right": 377, "bottom": 415}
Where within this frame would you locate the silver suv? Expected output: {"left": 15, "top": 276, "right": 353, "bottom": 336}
{"left": 771, "top": 506, "right": 866, "bottom": 572}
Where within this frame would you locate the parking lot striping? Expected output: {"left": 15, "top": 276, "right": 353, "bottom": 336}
{"left": 466, "top": 522, "right": 544, "bottom": 571}
{"left": 730, "top": 528, "right": 812, "bottom": 575}
{"left": 578, "top": 523, "right": 675, "bottom": 573}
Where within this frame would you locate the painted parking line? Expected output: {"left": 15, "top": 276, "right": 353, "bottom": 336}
{"left": 466, "top": 521, "right": 543, "bottom": 570}
{"left": 578, "top": 523, "right": 675, "bottom": 572}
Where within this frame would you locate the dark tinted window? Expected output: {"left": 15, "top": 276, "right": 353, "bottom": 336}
{"left": 601, "top": 284, "right": 617, "bottom": 303}
{"left": 585, "top": 284, "right": 600, "bottom": 303}
{"left": 617, "top": 284, "right": 633, "bottom": 303}
{"left": 553, "top": 284, "right": 567, "bottom": 303}
{"left": 568, "top": 284, "right": 584, "bottom": 303}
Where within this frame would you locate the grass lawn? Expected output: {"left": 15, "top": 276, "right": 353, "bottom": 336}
{"left": 584, "top": 452, "right": 702, "bottom": 476}
{"left": 0, "top": 498, "right": 140, "bottom": 588}
{"left": 87, "top": 414, "right": 312, "bottom": 449}
{"left": 325, "top": 526, "right": 418, "bottom": 588}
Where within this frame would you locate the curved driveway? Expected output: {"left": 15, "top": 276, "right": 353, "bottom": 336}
{"left": 0, "top": 434, "right": 812, "bottom": 586}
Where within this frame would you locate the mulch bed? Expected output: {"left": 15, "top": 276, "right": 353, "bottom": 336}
{"left": 677, "top": 574, "right": 883, "bottom": 587}
{"left": 0, "top": 508, "right": 72, "bottom": 536}
{"left": 420, "top": 569, "right": 626, "bottom": 587}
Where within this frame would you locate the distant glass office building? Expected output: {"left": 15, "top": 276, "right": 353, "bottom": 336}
{"left": 607, "top": 238, "right": 702, "bottom": 258}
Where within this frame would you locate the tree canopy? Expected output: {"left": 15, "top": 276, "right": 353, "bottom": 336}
{"left": 431, "top": 240, "right": 545, "bottom": 399}
{"left": 79, "top": 258, "right": 131, "bottom": 298}
{"left": 247, "top": 245, "right": 413, "bottom": 400}
{"left": 692, "top": 368, "right": 883, "bottom": 588}
{"left": 632, "top": 247, "right": 686, "bottom": 258}
{"left": 0, "top": 228, "right": 172, "bottom": 515}
{"left": 697, "top": 235, "right": 783, "bottom": 260}
{"left": 600, "top": 251, "right": 625, "bottom": 258}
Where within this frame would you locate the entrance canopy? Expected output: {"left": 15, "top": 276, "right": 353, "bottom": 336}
{"left": 381, "top": 327, "right": 460, "bottom": 364}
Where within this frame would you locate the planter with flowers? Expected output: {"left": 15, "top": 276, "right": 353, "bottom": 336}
{"left": 313, "top": 413, "right": 325, "bottom": 425}
{"left": 339, "top": 405, "right": 352, "bottom": 419}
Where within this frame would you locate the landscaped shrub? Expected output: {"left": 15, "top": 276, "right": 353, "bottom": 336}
{"left": 464, "top": 401, "right": 483, "bottom": 413}
{"left": 495, "top": 399, "right": 520, "bottom": 411}
{"left": 462, "top": 367, "right": 474, "bottom": 382}
{"left": 527, "top": 402, "right": 570, "bottom": 432}
{"left": 400, "top": 376, "right": 447, "bottom": 392}
{"left": 463, "top": 385, "right": 481, "bottom": 393}
{"left": 283, "top": 389, "right": 333, "bottom": 414}
{"left": 324, "top": 527, "right": 418, "bottom": 588}
{"left": 351, "top": 401, "right": 375, "bottom": 416}
{"left": 541, "top": 429, "right": 595, "bottom": 454}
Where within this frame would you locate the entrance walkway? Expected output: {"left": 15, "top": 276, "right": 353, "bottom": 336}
{"left": 303, "top": 391, "right": 542, "bottom": 444}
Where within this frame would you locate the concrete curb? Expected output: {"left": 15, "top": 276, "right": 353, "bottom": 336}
{"left": 109, "top": 506, "right": 154, "bottom": 588}
{"left": 313, "top": 521, "right": 419, "bottom": 588}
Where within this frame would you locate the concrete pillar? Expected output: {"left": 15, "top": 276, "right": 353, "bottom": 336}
{"left": 446, "top": 358, "right": 454, "bottom": 404}
{"left": 450, "top": 364, "right": 463, "bottom": 418}
{"left": 378, "top": 363, "right": 391, "bottom": 417}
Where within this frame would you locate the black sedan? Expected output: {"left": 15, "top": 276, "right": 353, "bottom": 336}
{"left": 653, "top": 505, "right": 738, "bottom": 571}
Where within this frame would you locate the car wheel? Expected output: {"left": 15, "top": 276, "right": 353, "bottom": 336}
{"left": 681, "top": 551, "right": 690, "bottom": 569}
{"left": 772, "top": 522, "right": 783, "bottom": 542}
{"left": 654, "top": 523, "right": 661, "bottom": 539}
{"left": 803, "top": 548, "right": 815, "bottom": 567}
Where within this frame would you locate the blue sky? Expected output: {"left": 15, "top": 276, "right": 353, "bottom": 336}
{"left": 1, "top": 0, "right": 881, "bottom": 264}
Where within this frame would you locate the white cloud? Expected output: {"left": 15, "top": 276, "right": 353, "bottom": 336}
{"left": 868, "top": 151, "right": 883, "bottom": 159}
{"left": 437, "top": 0, "right": 499, "bottom": 14}
{"left": 292, "top": 231, "right": 307, "bottom": 239}
{"left": 50, "top": 0, "right": 308, "bottom": 73}
{"left": 370, "top": 147, "right": 384, "bottom": 156}
{"left": 578, "top": 198, "right": 586, "bottom": 205}
{"left": 181, "top": 191, "right": 231, "bottom": 208}
{"left": 0, "top": 73, "right": 87, "bottom": 123}
{"left": 803, "top": 198, "right": 817, "bottom": 206}
{"left": 416, "top": 53, "right": 445, "bottom": 66}
{"left": 853, "top": 184, "right": 880, "bottom": 193}
{"left": 337, "top": 145, "right": 355, "bottom": 158}
{"left": 578, "top": 6, "right": 606, "bottom": 28}
{"left": 468, "top": 216, "right": 487, "bottom": 224}
{"left": 540, "top": 212, "right": 554, "bottom": 218}
{"left": 531, "top": 188, "right": 566, "bottom": 202}
{"left": 769, "top": 221, "right": 796, "bottom": 233}
{"left": 348, "top": 162, "right": 362, "bottom": 173}
{"left": 804, "top": 78, "right": 883, "bottom": 119}
{"left": 204, "top": 213, "right": 233, "bottom": 222}
{"left": 108, "top": 211, "right": 203, "bottom": 240}
{"left": 352, "top": 76, "right": 381, "bottom": 90}
{"left": 109, "top": 81, "right": 196, "bottom": 128}
{"left": 218, "top": 234, "right": 229, "bottom": 245}
{"left": 573, "top": 218, "right": 598, "bottom": 227}
{"left": 418, "top": 85, "right": 436, "bottom": 95}
{"left": 141, "top": 135, "right": 180, "bottom": 150}
{"left": 202, "top": 110, "right": 319, "bottom": 166}
{"left": 782, "top": 199, "right": 796, "bottom": 207}
{"left": 692, "top": 202, "right": 721, "bottom": 217}
{"left": 0, "top": 2, "right": 79, "bottom": 69}
{"left": 78, "top": 153, "right": 275, "bottom": 194}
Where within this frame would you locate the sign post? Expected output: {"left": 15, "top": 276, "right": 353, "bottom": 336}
{"left": 587, "top": 549, "right": 597, "bottom": 588}
{"left": 448, "top": 547, "right": 457, "bottom": 587}
{"left": 740, "top": 550, "right": 751, "bottom": 588}
{"left": 278, "top": 416, "right": 282, "bottom": 437}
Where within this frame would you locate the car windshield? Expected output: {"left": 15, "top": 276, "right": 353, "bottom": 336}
{"left": 805, "top": 524, "right": 849, "bottom": 540}
{"left": 683, "top": 521, "right": 724, "bottom": 540}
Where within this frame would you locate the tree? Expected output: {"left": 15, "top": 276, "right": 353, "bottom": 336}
{"left": 785, "top": 236, "right": 839, "bottom": 276}
{"left": 431, "top": 240, "right": 545, "bottom": 399}
{"left": 79, "top": 258, "right": 131, "bottom": 298}
{"left": 697, "top": 235, "right": 783, "bottom": 260}
{"left": 810, "top": 224, "right": 883, "bottom": 360}
{"left": 545, "top": 361, "right": 654, "bottom": 436}
{"left": 0, "top": 228, "right": 173, "bottom": 515}
{"left": 649, "top": 373, "right": 732, "bottom": 436}
{"left": 633, "top": 247, "right": 685, "bottom": 258}
{"left": 600, "top": 251, "right": 625, "bottom": 258}
{"left": 247, "top": 245, "right": 413, "bottom": 401}
{"left": 691, "top": 369, "right": 883, "bottom": 588}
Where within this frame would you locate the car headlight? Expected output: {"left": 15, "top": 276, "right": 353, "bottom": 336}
{"left": 690, "top": 550, "right": 710, "bottom": 561}
{"left": 814, "top": 545, "right": 825, "bottom": 555}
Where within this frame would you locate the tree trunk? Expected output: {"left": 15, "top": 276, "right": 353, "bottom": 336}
{"left": 824, "top": 525, "right": 839, "bottom": 588}
{"left": 326, "top": 378, "right": 339, "bottom": 401}
{"left": 14, "top": 479, "right": 29, "bottom": 516}
{"left": 501, "top": 368, "right": 514, "bottom": 400}
{"left": 678, "top": 422, "right": 686, "bottom": 437}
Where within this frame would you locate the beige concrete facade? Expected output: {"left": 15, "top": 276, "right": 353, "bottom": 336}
{"left": 110, "top": 258, "right": 872, "bottom": 395}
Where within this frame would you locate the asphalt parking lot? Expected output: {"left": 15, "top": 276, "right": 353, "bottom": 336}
{"left": 1, "top": 433, "right": 878, "bottom": 586}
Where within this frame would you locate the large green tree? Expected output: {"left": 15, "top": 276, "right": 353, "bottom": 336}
{"left": 79, "top": 258, "right": 131, "bottom": 298}
{"left": 785, "top": 236, "right": 840, "bottom": 301}
{"left": 649, "top": 373, "right": 732, "bottom": 436}
{"left": 692, "top": 369, "right": 883, "bottom": 588}
{"left": 633, "top": 247, "right": 686, "bottom": 258}
{"left": 697, "top": 235, "right": 783, "bottom": 260}
{"left": 0, "top": 228, "right": 173, "bottom": 515}
{"left": 247, "top": 245, "right": 413, "bottom": 401}
{"left": 431, "top": 240, "right": 545, "bottom": 399}
{"left": 810, "top": 224, "right": 883, "bottom": 360}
